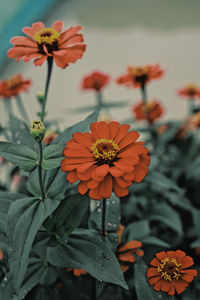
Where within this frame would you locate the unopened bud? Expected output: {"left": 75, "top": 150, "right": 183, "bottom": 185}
{"left": 30, "top": 120, "right": 46, "bottom": 142}
{"left": 36, "top": 90, "right": 44, "bottom": 104}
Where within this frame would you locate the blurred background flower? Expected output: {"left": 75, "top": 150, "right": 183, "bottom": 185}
{"left": 0, "top": 0, "right": 200, "bottom": 126}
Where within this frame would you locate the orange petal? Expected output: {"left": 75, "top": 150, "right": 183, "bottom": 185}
{"left": 77, "top": 165, "right": 96, "bottom": 181}
{"left": 8, "top": 46, "right": 38, "bottom": 59}
{"left": 32, "top": 22, "right": 45, "bottom": 33}
{"left": 174, "top": 280, "right": 188, "bottom": 294}
{"left": 91, "top": 122, "right": 109, "bottom": 140}
{"left": 87, "top": 179, "right": 99, "bottom": 189}
{"left": 59, "top": 25, "right": 82, "bottom": 44}
{"left": 77, "top": 162, "right": 95, "bottom": 173}
{"left": 133, "top": 165, "right": 148, "bottom": 182}
{"left": 118, "top": 131, "right": 139, "bottom": 149}
{"left": 180, "top": 256, "right": 194, "bottom": 269}
{"left": 161, "top": 280, "right": 170, "bottom": 293}
{"left": 59, "top": 34, "right": 83, "bottom": 47}
{"left": 51, "top": 21, "right": 64, "bottom": 32}
{"left": 78, "top": 181, "right": 88, "bottom": 195}
{"left": 181, "top": 274, "right": 195, "bottom": 283}
{"left": 34, "top": 55, "right": 47, "bottom": 66}
{"left": 123, "top": 172, "right": 134, "bottom": 181}
{"left": 115, "top": 176, "right": 131, "bottom": 188}
{"left": 66, "top": 171, "right": 79, "bottom": 183}
{"left": 23, "top": 27, "right": 35, "bottom": 38}
{"left": 10, "top": 36, "right": 37, "bottom": 47}
{"left": 108, "top": 121, "right": 120, "bottom": 139}
{"left": 95, "top": 164, "right": 109, "bottom": 177}
{"left": 175, "top": 250, "right": 186, "bottom": 263}
{"left": 154, "top": 280, "right": 162, "bottom": 291}
{"left": 148, "top": 276, "right": 161, "bottom": 285}
{"left": 156, "top": 251, "right": 167, "bottom": 261}
{"left": 118, "top": 252, "right": 136, "bottom": 263}
{"left": 114, "top": 124, "right": 130, "bottom": 143}
{"left": 114, "top": 161, "right": 133, "bottom": 172}
{"left": 119, "top": 240, "right": 142, "bottom": 252}
{"left": 98, "top": 175, "right": 113, "bottom": 199}
{"left": 168, "top": 283, "right": 175, "bottom": 296}
{"left": 89, "top": 188, "right": 102, "bottom": 200}
{"left": 180, "top": 269, "right": 197, "bottom": 277}
{"left": 113, "top": 181, "right": 129, "bottom": 197}
{"left": 109, "top": 167, "right": 123, "bottom": 177}
{"left": 146, "top": 267, "right": 159, "bottom": 278}
{"left": 150, "top": 258, "right": 160, "bottom": 267}
{"left": 73, "top": 132, "right": 93, "bottom": 149}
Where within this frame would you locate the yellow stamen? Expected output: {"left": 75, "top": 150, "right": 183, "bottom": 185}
{"left": 91, "top": 138, "right": 119, "bottom": 161}
{"left": 34, "top": 28, "right": 60, "bottom": 44}
{"left": 157, "top": 257, "right": 182, "bottom": 281}
{"left": 130, "top": 66, "right": 148, "bottom": 76}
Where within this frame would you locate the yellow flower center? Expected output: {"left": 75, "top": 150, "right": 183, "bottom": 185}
{"left": 157, "top": 257, "right": 182, "bottom": 281}
{"left": 34, "top": 28, "right": 60, "bottom": 45}
{"left": 91, "top": 139, "right": 119, "bottom": 162}
{"left": 130, "top": 66, "right": 148, "bottom": 77}
{"left": 5, "top": 76, "right": 21, "bottom": 90}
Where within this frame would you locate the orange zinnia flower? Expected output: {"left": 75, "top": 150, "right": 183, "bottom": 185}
{"left": 61, "top": 121, "right": 150, "bottom": 200}
{"left": 116, "top": 64, "right": 164, "bottom": 89}
{"left": 178, "top": 84, "right": 200, "bottom": 99}
{"left": 0, "top": 74, "right": 31, "bottom": 98}
{"left": 0, "top": 249, "right": 3, "bottom": 260}
{"left": 8, "top": 21, "right": 86, "bottom": 69}
{"left": 133, "top": 100, "right": 164, "bottom": 124}
{"left": 81, "top": 71, "right": 110, "bottom": 92}
{"left": 147, "top": 250, "right": 197, "bottom": 296}
{"left": 116, "top": 241, "right": 144, "bottom": 272}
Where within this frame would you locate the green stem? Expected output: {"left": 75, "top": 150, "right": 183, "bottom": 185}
{"left": 16, "top": 95, "right": 30, "bottom": 124}
{"left": 41, "top": 57, "right": 53, "bottom": 123}
{"left": 96, "top": 92, "right": 103, "bottom": 109}
{"left": 101, "top": 198, "right": 106, "bottom": 241}
{"left": 141, "top": 84, "right": 151, "bottom": 124}
{"left": 3, "top": 98, "right": 12, "bottom": 124}
{"left": 188, "top": 98, "right": 195, "bottom": 115}
{"left": 37, "top": 141, "right": 45, "bottom": 200}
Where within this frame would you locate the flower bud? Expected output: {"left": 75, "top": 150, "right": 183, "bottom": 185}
{"left": 36, "top": 90, "right": 44, "bottom": 104}
{"left": 30, "top": 120, "right": 46, "bottom": 142}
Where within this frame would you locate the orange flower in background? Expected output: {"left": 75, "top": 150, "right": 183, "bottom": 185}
{"left": 81, "top": 71, "right": 110, "bottom": 92}
{"left": 133, "top": 100, "right": 164, "bottom": 124}
{"left": 116, "top": 64, "right": 164, "bottom": 89}
{"left": 44, "top": 131, "right": 58, "bottom": 145}
{"left": 177, "top": 112, "right": 200, "bottom": 139}
{"left": 67, "top": 268, "right": 88, "bottom": 277}
{"left": 116, "top": 240, "right": 144, "bottom": 272}
{"left": 8, "top": 21, "right": 86, "bottom": 69}
{"left": 178, "top": 84, "right": 200, "bottom": 99}
{"left": 147, "top": 250, "right": 197, "bottom": 296}
{"left": 61, "top": 121, "right": 150, "bottom": 200}
{"left": 0, "top": 74, "right": 31, "bottom": 98}
{"left": 0, "top": 249, "right": 3, "bottom": 260}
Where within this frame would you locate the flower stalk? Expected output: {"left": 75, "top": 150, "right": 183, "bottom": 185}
{"left": 141, "top": 84, "right": 150, "bottom": 124}
{"left": 101, "top": 198, "right": 107, "bottom": 241}
{"left": 41, "top": 57, "right": 53, "bottom": 123}
{"left": 96, "top": 92, "right": 103, "bottom": 109}
{"left": 188, "top": 98, "right": 195, "bottom": 116}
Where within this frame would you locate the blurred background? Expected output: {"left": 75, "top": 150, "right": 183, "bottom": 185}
{"left": 0, "top": 0, "right": 200, "bottom": 126}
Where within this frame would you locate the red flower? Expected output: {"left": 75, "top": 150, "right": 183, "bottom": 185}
{"left": 133, "top": 100, "right": 164, "bottom": 123}
{"left": 147, "top": 250, "right": 197, "bottom": 296}
{"left": 8, "top": 21, "right": 86, "bottom": 69}
{"left": 81, "top": 71, "right": 110, "bottom": 92}
{"left": 116, "top": 240, "right": 144, "bottom": 272}
{"left": 116, "top": 64, "right": 164, "bottom": 89}
{"left": 0, "top": 74, "right": 31, "bottom": 98}
{"left": 61, "top": 121, "right": 150, "bottom": 200}
{"left": 178, "top": 84, "right": 200, "bottom": 99}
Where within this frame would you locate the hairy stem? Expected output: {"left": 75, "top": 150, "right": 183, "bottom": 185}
{"left": 96, "top": 92, "right": 103, "bottom": 109}
{"left": 16, "top": 95, "right": 30, "bottom": 124}
{"left": 41, "top": 57, "right": 53, "bottom": 123}
{"left": 141, "top": 84, "right": 150, "bottom": 124}
{"left": 37, "top": 141, "right": 45, "bottom": 200}
{"left": 188, "top": 98, "right": 195, "bottom": 115}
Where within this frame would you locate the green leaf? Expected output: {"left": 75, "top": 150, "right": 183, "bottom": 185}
{"left": 7, "top": 196, "right": 60, "bottom": 294}
{"left": 125, "top": 220, "right": 150, "bottom": 240}
{"left": 149, "top": 203, "right": 183, "bottom": 235}
{"left": 42, "top": 110, "right": 99, "bottom": 169}
{"left": 0, "top": 142, "right": 37, "bottom": 171}
{"left": 26, "top": 168, "right": 70, "bottom": 200}
{"left": 141, "top": 236, "right": 170, "bottom": 248}
{"left": 9, "top": 114, "right": 35, "bottom": 147}
{"left": 47, "top": 229, "right": 128, "bottom": 290}
{"left": 53, "top": 194, "right": 90, "bottom": 237}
